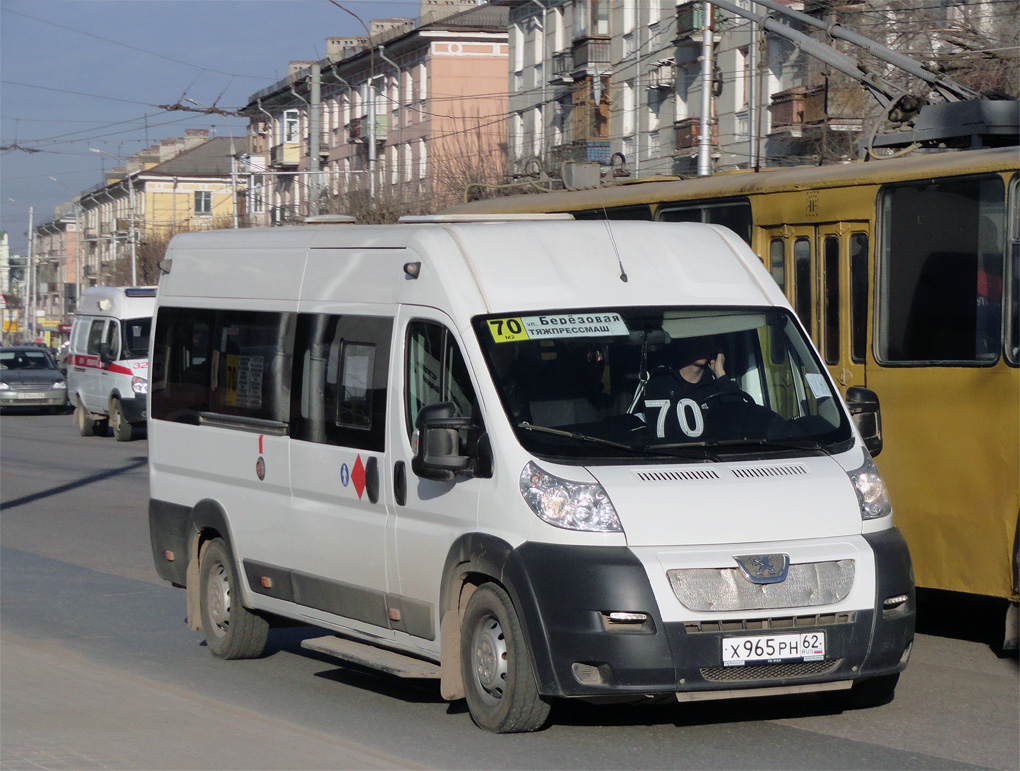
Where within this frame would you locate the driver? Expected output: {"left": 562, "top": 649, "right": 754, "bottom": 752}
{"left": 645, "top": 335, "right": 739, "bottom": 403}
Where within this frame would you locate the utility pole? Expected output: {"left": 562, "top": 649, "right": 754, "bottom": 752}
{"left": 27, "top": 205, "right": 34, "bottom": 340}
{"left": 309, "top": 62, "right": 322, "bottom": 216}
{"left": 698, "top": 3, "right": 714, "bottom": 177}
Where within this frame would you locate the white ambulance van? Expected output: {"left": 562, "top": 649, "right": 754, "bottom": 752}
{"left": 148, "top": 217, "right": 913, "bottom": 733}
{"left": 68, "top": 286, "right": 155, "bottom": 441}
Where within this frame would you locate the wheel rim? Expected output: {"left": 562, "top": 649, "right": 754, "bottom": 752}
{"left": 205, "top": 560, "right": 231, "bottom": 639}
{"left": 470, "top": 612, "right": 508, "bottom": 705}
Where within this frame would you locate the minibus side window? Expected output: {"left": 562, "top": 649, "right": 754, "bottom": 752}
{"left": 150, "top": 307, "right": 215, "bottom": 423}
{"left": 86, "top": 320, "right": 105, "bottom": 355}
{"left": 291, "top": 314, "right": 392, "bottom": 451}
{"left": 103, "top": 320, "right": 121, "bottom": 360}
{"left": 209, "top": 310, "right": 294, "bottom": 423}
{"left": 405, "top": 321, "right": 478, "bottom": 441}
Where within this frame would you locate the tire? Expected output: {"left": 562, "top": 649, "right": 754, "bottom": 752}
{"left": 198, "top": 538, "right": 269, "bottom": 660}
{"left": 460, "top": 583, "right": 550, "bottom": 733}
{"left": 110, "top": 398, "right": 133, "bottom": 442}
{"left": 75, "top": 398, "right": 95, "bottom": 437}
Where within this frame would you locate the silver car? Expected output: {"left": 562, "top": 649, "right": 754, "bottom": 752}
{"left": 0, "top": 345, "right": 69, "bottom": 412}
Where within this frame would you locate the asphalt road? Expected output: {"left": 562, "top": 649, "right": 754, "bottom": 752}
{"left": 2, "top": 412, "right": 1018, "bottom": 770}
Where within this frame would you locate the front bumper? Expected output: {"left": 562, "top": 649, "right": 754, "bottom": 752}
{"left": 119, "top": 394, "right": 147, "bottom": 424}
{"left": 0, "top": 389, "right": 68, "bottom": 409}
{"left": 504, "top": 528, "right": 915, "bottom": 699}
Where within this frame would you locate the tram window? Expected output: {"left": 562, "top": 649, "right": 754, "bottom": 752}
{"left": 878, "top": 175, "right": 1004, "bottom": 363}
{"left": 573, "top": 205, "right": 653, "bottom": 220}
{"left": 823, "top": 236, "right": 840, "bottom": 365}
{"left": 658, "top": 200, "right": 752, "bottom": 244}
{"left": 850, "top": 233, "right": 869, "bottom": 363}
{"left": 769, "top": 238, "right": 786, "bottom": 291}
{"left": 794, "top": 238, "right": 812, "bottom": 330}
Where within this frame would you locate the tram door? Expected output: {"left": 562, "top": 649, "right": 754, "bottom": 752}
{"left": 763, "top": 223, "right": 870, "bottom": 395}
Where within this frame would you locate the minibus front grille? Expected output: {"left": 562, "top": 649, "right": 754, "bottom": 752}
{"left": 635, "top": 468, "right": 722, "bottom": 482}
{"left": 700, "top": 658, "right": 842, "bottom": 682}
{"left": 668, "top": 560, "right": 855, "bottom": 612}
{"left": 683, "top": 612, "right": 856, "bottom": 634}
{"left": 730, "top": 463, "right": 808, "bottom": 479}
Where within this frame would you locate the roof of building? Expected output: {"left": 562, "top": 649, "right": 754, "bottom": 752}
{"left": 420, "top": 3, "right": 509, "bottom": 31}
{"left": 142, "top": 137, "right": 244, "bottom": 178}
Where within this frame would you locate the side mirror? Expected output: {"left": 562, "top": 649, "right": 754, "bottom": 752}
{"left": 412, "top": 402, "right": 475, "bottom": 482}
{"left": 846, "top": 386, "right": 883, "bottom": 457}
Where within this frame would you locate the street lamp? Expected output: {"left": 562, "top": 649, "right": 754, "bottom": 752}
{"left": 184, "top": 98, "right": 240, "bottom": 229}
{"left": 89, "top": 148, "right": 138, "bottom": 286}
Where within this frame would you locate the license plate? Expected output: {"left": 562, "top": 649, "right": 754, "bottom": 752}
{"left": 16, "top": 392, "right": 46, "bottom": 399}
{"left": 722, "top": 631, "right": 826, "bottom": 666}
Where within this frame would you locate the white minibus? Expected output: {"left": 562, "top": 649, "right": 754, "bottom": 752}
{"left": 68, "top": 286, "right": 155, "bottom": 441}
{"left": 148, "top": 217, "right": 914, "bottom": 733}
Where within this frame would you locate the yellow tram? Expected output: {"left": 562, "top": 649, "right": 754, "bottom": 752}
{"left": 452, "top": 147, "right": 1019, "bottom": 626}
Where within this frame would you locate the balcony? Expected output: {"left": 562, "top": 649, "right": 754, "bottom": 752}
{"left": 270, "top": 142, "right": 301, "bottom": 168}
{"left": 550, "top": 51, "right": 574, "bottom": 85}
{"left": 571, "top": 37, "right": 610, "bottom": 72}
{"left": 674, "top": 117, "right": 718, "bottom": 151}
{"left": 348, "top": 115, "right": 388, "bottom": 144}
{"left": 650, "top": 62, "right": 676, "bottom": 91}
{"left": 676, "top": 2, "right": 717, "bottom": 45}
{"left": 550, "top": 141, "right": 611, "bottom": 166}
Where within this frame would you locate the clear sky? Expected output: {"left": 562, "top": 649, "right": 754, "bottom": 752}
{"left": 1, "top": 0, "right": 420, "bottom": 253}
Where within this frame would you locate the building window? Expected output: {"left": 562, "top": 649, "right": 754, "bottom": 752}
{"left": 194, "top": 191, "right": 212, "bottom": 216}
{"left": 283, "top": 109, "right": 300, "bottom": 143}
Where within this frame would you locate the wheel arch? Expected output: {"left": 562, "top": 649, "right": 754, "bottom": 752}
{"left": 183, "top": 499, "right": 252, "bottom": 631}
{"left": 438, "top": 533, "right": 558, "bottom": 700}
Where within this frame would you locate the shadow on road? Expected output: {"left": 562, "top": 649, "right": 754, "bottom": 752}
{"left": 0, "top": 456, "right": 148, "bottom": 511}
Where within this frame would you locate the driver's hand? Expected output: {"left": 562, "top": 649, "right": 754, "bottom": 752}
{"left": 710, "top": 352, "right": 726, "bottom": 378}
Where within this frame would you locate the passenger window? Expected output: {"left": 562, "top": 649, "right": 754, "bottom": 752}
{"left": 878, "top": 175, "right": 1005, "bottom": 363}
{"left": 850, "top": 233, "right": 869, "bottom": 363}
{"left": 405, "top": 321, "right": 478, "bottom": 438}
{"left": 103, "top": 320, "right": 121, "bottom": 360}
{"left": 291, "top": 314, "right": 392, "bottom": 451}
{"left": 658, "top": 200, "right": 753, "bottom": 245}
{"left": 150, "top": 308, "right": 215, "bottom": 423}
{"left": 1007, "top": 175, "right": 1019, "bottom": 365}
{"left": 86, "top": 320, "right": 105, "bottom": 355}
{"left": 769, "top": 238, "right": 786, "bottom": 292}
{"left": 793, "top": 237, "right": 812, "bottom": 331}
{"left": 209, "top": 310, "right": 294, "bottom": 423}
{"left": 823, "top": 235, "right": 840, "bottom": 365}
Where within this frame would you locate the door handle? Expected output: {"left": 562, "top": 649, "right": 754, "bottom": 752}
{"left": 365, "top": 456, "right": 380, "bottom": 504}
{"left": 393, "top": 460, "right": 406, "bottom": 507}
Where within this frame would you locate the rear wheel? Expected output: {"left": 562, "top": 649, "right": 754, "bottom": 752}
{"left": 460, "top": 583, "right": 550, "bottom": 733}
{"left": 110, "top": 398, "right": 133, "bottom": 442}
{"left": 199, "top": 538, "right": 269, "bottom": 660}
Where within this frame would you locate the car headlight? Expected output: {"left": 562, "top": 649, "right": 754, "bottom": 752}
{"left": 520, "top": 461, "right": 623, "bottom": 532}
{"left": 0, "top": 381, "right": 9, "bottom": 391}
{"left": 131, "top": 376, "right": 148, "bottom": 395}
{"left": 848, "top": 455, "right": 892, "bottom": 520}
{"left": 53, "top": 381, "right": 67, "bottom": 390}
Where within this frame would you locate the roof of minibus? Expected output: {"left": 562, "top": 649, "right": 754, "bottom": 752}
{"left": 446, "top": 146, "right": 1018, "bottom": 215}
{"left": 159, "top": 220, "right": 788, "bottom": 320}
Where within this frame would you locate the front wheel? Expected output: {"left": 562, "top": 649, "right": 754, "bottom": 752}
{"left": 460, "top": 583, "right": 550, "bottom": 733}
{"left": 198, "top": 538, "right": 269, "bottom": 660}
{"left": 110, "top": 398, "right": 133, "bottom": 442}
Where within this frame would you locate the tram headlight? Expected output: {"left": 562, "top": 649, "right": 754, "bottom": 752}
{"left": 520, "top": 461, "right": 623, "bottom": 532}
{"left": 848, "top": 455, "right": 892, "bottom": 520}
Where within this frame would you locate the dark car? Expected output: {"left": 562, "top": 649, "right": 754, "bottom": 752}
{"left": 0, "top": 345, "right": 69, "bottom": 413}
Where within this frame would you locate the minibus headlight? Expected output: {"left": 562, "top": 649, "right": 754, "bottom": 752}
{"left": 131, "top": 376, "right": 148, "bottom": 395}
{"left": 52, "top": 381, "right": 67, "bottom": 390}
{"left": 848, "top": 456, "right": 892, "bottom": 520}
{"left": 520, "top": 461, "right": 623, "bottom": 533}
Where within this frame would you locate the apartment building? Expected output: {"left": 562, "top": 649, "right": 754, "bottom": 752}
{"left": 33, "top": 131, "right": 244, "bottom": 320}
{"left": 241, "top": 3, "right": 509, "bottom": 224}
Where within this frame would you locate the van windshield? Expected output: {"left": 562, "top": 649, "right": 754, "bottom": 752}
{"left": 472, "top": 308, "right": 853, "bottom": 460}
{"left": 122, "top": 317, "right": 152, "bottom": 360}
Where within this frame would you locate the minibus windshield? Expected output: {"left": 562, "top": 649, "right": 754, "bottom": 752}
{"left": 473, "top": 308, "right": 853, "bottom": 461}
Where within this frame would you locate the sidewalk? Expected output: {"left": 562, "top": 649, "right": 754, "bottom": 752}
{"left": 1, "top": 634, "right": 423, "bottom": 771}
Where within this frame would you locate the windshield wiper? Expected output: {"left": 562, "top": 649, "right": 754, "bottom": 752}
{"left": 699, "top": 437, "right": 831, "bottom": 454}
{"left": 518, "top": 423, "right": 715, "bottom": 459}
